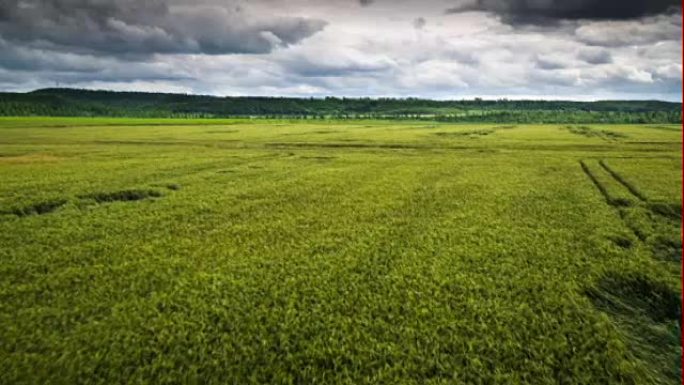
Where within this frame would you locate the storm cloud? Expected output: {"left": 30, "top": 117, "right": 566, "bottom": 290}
{"left": 0, "top": 0, "right": 327, "bottom": 55}
{"left": 445, "top": 0, "right": 681, "bottom": 24}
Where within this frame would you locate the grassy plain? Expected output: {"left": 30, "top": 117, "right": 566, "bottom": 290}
{"left": 0, "top": 118, "right": 681, "bottom": 384}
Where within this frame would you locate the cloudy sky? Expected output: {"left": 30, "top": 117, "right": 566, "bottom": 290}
{"left": 0, "top": 0, "right": 681, "bottom": 100}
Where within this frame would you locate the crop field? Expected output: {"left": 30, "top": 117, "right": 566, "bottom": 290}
{"left": 0, "top": 117, "right": 681, "bottom": 384}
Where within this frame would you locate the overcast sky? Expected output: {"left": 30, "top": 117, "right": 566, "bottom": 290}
{"left": 0, "top": 0, "right": 681, "bottom": 100}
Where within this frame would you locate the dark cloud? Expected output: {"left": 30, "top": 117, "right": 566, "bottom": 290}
{"left": 0, "top": 38, "right": 193, "bottom": 86}
{"left": 0, "top": 39, "right": 101, "bottom": 72}
{"left": 276, "top": 49, "right": 395, "bottom": 78}
{"left": 575, "top": 13, "right": 681, "bottom": 47}
{"left": 445, "top": 0, "right": 681, "bottom": 24}
{"left": 48, "top": 70, "right": 193, "bottom": 84}
{"left": 0, "top": 0, "right": 327, "bottom": 55}
{"left": 359, "top": 0, "right": 374, "bottom": 6}
{"left": 577, "top": 48, "right": 612, "bottom": 64}
{"left": 0, "top": 3, "right": 9, "bottom": 21}
{"left": 534, "top": 55, "right": 566, "bottom": 70}
{"left": 413, "top": 17, "right": 427, "bottom": 30}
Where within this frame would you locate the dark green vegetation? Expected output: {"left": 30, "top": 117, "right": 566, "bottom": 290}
{"left": 0, "top": 88, "right": 680, "bottom": 123}
{"left": 0, "top": 118, "right": 681, "bottom": 384}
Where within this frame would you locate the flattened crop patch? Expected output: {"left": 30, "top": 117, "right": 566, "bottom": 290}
{"left": 300, "top": 156, "right": 337, "bottom": 161}
{"left": 1, "top": 199, "right": 67, "bottom": 217}
{"left": 81, "top": 189, "right": 163, "bottom": 203}
{"left": 585, "top": 272, "right": 682, "bottom": 383}
{"left": 433, "top": 129, "right": 495, "bottom": 138}
{"left": 0, "top": 153, "right": 65, "bottom": 164}
{"left": 647, "top": 202, "right": 681, "bottom": 220}
{"left": 564, "top": 126, "right": 628, "bottom": 140}
{"left": 586, "top": 273, "right": 680, "bottom": 323}
{"left": 205, "top": 130, "right": 239, "bottom": 134}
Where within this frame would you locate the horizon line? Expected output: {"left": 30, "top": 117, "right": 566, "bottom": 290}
{"left": 7, "top": 87, "right": 682, "bottom": 104}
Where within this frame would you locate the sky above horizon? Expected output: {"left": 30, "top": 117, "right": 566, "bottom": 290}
{"left": 0, "top": 0, "right": 681, "bottom": 100}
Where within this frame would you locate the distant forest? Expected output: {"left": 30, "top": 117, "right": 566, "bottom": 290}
{"left": 0, "top": 88, "right": 681, "bottom": 123}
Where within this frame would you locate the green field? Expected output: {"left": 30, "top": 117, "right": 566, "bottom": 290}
{"left": 0, "top": 118, "right": 681, "bottom": 384}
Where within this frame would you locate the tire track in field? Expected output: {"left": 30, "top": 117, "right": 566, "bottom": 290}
{"left": 580, "top": 159, "right": 681, "bottom": 258}
{"left": 598, "top": 159, "right": 681, "bottom": 221}
{"left": 581, "top": 159, "right": 647, "bottom": 242}
{"left": 579, "top": 160, "right": 613, "bottom": 206}
{"left": 580, "top": 158, "right": 682, "bottom": 385}
{"left": 598, "top": 160, "right": 647, "bottom": 202}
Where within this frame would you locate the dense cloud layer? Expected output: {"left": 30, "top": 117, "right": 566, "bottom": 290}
{"left": 446, "top": 0, "right": 681, "bottom": 23}
{"left": 0, "top": 0, "right": 327, "bottom": 54}
{"left": 0, "top": 0, "right": 680, "bottom": 100}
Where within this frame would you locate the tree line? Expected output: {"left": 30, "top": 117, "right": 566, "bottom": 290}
{"left": 0, "top": 88, "right": 680, "bottom": 123}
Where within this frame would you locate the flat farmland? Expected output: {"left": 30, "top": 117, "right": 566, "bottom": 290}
{"left": 0, "top": 118, "right": 681, "bottom": 384}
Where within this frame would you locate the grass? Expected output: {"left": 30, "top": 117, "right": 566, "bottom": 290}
{"left": 0, "top": 118, "right": 681, "bottom": 384}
